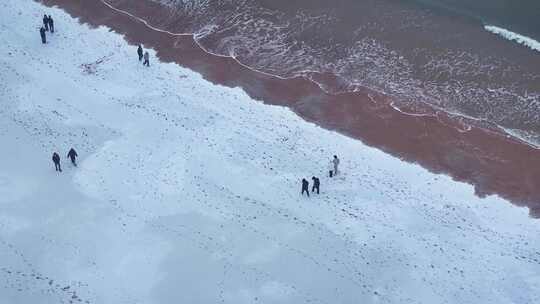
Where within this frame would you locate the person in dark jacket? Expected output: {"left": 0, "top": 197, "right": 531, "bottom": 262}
{"left": 67, "top": 148, "right": 78, "bottom": 166}
{"left": 143, "top": 51, "right": 150, "bottom": 66}
{"left": 40, "top": 26, "right": 46, "bottom": 44}
{"left": 301, "top": 178, "right": 309, "bottom": 197}
{"left": 43, "top": 14, "right": 49, "bottom": 31}
{"left": 48, "top": 15, "right": 54, "bottom": 33}
{"left": 52, "top": 152, "right": 61, "bottom": 172}
{"left": 311, "top": 176, "right": 320, "bottom": 194}
{"left": 137, "top": 45, "right": 143, "bottom": 61}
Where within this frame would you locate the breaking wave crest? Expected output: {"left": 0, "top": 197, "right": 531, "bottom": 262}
{"left": 484, "top": 25, "right": 540, "bottom": 52}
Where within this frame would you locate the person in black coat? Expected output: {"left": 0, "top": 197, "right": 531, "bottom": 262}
{"left": 137, "top": 45, "right": 143, "bottom": 61}
{"left": 48, "top": 15, "right": 54, "bottom": 33}
{"left": 43, "top": 14, "right": 49, "bottom": 31}
{"left": 52, "top": 152, "right": 61, "bottom": 172}
{"left": 311, "top": 176, "right": 320, "bottom": 194}
{"left": 301, "top": 178, "right": 310, "bottom": 197}
{"left": 40, "top": 26, "right": 46, "bottom": 44}
{"left": 67, "top": 148, "right": 78, "bottom": 166}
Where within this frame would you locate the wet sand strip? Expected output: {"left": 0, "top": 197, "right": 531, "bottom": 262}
{"left": 38, "top": 0, "right": 540, "bottom": 217}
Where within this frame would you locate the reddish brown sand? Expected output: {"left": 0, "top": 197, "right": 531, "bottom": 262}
{"left": 39, "top": 0, "right": 540, "bottom": 217}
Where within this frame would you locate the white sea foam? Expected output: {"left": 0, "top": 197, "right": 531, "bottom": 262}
{"left": 484, "top": 25, "right": 540, "bottom": 52}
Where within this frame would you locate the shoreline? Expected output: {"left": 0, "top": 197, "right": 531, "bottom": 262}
{"left": 39, "top": 0, "right": 540, "bottom": 217}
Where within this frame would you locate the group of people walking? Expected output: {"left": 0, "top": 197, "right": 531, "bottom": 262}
{"left": 137, "top": 45, "right": 150, "bottom": 66}
{"left": 52, "top": 148, "right": 78, "bottom": 172}
{"left": 38, "top": 20, "right": 337, "bottom": 195}
{"left": 301, "top": 177, "right": 320, "bottom": 197}
{"left": 39, "top": 14, "right": 54, "bottom": 44}
{"left": 301, "top": 155, "right": 340, "bottom": 197}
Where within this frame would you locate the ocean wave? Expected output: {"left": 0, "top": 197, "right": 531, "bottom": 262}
{"left": 108, "top": 0, "right": 540, "bottom": 147}
{"left": 484, "top": 25, "right": 540, "bottom": 52}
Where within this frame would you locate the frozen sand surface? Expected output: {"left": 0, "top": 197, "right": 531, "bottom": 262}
{"left": 0, "top": 0, "right": 539, "bottom": 303}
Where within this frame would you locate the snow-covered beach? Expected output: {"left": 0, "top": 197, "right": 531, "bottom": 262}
{"left": 1, "top": 0, "right": 539, "bottom": 303}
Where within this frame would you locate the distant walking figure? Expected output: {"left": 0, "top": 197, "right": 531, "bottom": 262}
{"left": 332, "top": 155, "right": 340, "bottom": 176}
{"left": 137, "top": 45, "right": 143, "bottom": 61}
{"left": 301, "top": 178, "right": 310, "bottom": 197}
{"left": 48, "top": 15, "right": 54, "bottom": 33}
{"left": 311, "top": 176, "right": 320, "bottom": 194}
{"left": 67, "top": 148, "right": 78, "bottom": 167}
{"left": 39, "top": 26, "right": 46, "bottom": 44}
{"left": 43, "top": 14, "right": 49, "bottom": 31}
{"left": 143, "top": 51, "right": 150, "bottom": 66}
{"left": 52, "top": 152, "right": 61, "bottom": 172}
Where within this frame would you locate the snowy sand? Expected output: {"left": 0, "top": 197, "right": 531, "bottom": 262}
{"left": 1, "top": 0, "right": 539, "bottom": 303}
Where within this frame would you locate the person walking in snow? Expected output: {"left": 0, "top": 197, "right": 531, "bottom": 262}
{"left": 52, "top": 152, "right": 62, "bottom": 172}
{"left": 301, "top": 178, "right": 310, "bottom": 197}
{"left": 137, "top": 45, "right": 143, "bottom": 61}
{"left": 43, "top": 14, "right": 49, "bottom": 31}
{"left": 67, "top": 148, "right": 78, "bottom": 167}
{"left": 143, "top": 51, "right": 150, "bottom": 67}
{"left": 311, "top": 176, "right": 320, "bottom": 194}
{"left": 48, "top": 15, "right": 54, "bottom": 33}
{"left": 39, "top": 26, "right": 46, "bottom": 44}
{"left": 332, "top": 155, "right": 340, "bottom": 176}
